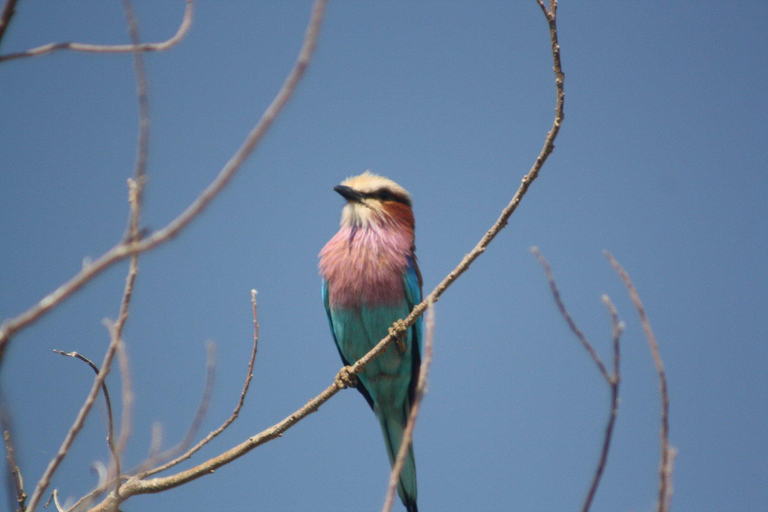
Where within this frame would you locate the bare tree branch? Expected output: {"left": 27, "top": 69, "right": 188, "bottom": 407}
{"left": 605, "top": 251, "right": 674, "bottom": 512}
{"left": 0, "top": 0, "right": 324, "bottom": 363}
{"left": 0, "top": 0, "right": 193, "bottom": 63}
{"left": 382, "top": 301, "right": 435, "bottom": 512}
{"left": 3, "top": 426, "right": 26, "bottom": 512}
{"left": 87, "top": 2, "right": 564, "bottom": 509}
{"left": 532, "top": 248, "right": 622, "bottom": 512}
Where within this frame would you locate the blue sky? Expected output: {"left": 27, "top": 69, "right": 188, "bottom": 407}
{"left": 1, "top": 1, "right": 767, "bottom": 511}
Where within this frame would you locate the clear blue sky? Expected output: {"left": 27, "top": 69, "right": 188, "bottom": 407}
{"left": 1, "top": 1, "right": 766, "bottom": 511}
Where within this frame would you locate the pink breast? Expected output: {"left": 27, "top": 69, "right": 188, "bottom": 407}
{"left": 319, "top": 225, "right": 412, "bottom": 308}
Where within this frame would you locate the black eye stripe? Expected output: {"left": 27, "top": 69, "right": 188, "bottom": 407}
{"left": 363, "top": 189, "right": 411, "bottom": 205}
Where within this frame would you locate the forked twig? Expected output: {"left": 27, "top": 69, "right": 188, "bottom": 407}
{"left": 0, "top": 0, "right": 194, "bottom": 63}
{"left": 382, "top": 301, "right": 435, "bottom": 512}
{"left": 605, "top": 252, "right": 674, "bottom": 512}
{"left": 532, "top": 248, "right": 622, "bottom": 512}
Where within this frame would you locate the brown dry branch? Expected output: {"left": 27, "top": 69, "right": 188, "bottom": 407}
{"left": 605, "top": 252, "right": 674, "bottom": 512}
{"left": 51, "top": 350, "right": 119, "bottom": 487}
{"left": 382, "top": 301, "right": 435, "bottom": 512}
{"left": 0, "top": 0, "right": 193, "bottom": 63}
{"left": 25, "top": 2, "right": 150, "bottom": 506}
{"left": 87, "top": 2, "right": 563, "bottom": 510}
{"left": 0, "top": 0, "right": 19, "bottom": 48}
{"left": 532, "top": 248, "right": 622, "bottom": 512}
{"left": 0, "top": 0, "right": 324, "bottom": 364}
{"left": 141, "top": 289, "right": 259, "bottom": 478}
{"left": 3, "top": 426, "right": 26, "bottom": 512}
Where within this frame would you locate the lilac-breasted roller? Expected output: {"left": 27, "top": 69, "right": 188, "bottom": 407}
{"left": 319, "top": 171, "right": 422, "bottom": 512}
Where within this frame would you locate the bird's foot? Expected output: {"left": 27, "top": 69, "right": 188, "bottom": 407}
{"left": 389, "top": 321, "right": 408, "bottom": 353}
{"left": 335, "top": 366, "right": 358, "bottom": 389}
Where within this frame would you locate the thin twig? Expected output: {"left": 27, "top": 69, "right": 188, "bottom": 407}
{"left": 66, "top": 291, "right": 256, "bottom": 511}
{"left": 531, "top": 247, "right": 611, "bottom": 381}
{"left": 605, "top": 251, "right": 673, "bottom": 512}
{"left": 0, "top": 0, "right": 19, "bottom": 49}
{"left": 0, "top": 0, "right": 193, "bottom": 63}
{"left": 0, "top": 0, "right": 324, "bottom": 361}
{"left": 142, "top": 290, "right": 258, "bottom": 477}
{"left": 3, "top": 427, "right": 26, "bottom": 511}
{"left": 52, "top": 350, "right": 118, "bottom": 483}
{"left": 88, "top": 2, "right": 564, "bottom": 509}
{"left": 581, "top": 295, "right": 623, "bottom": 512}
{"left": 532, "top": 249, "right": 622, "bottom": 512}
{"left": 382, "top": 301, "right": 435, "bottom": 512}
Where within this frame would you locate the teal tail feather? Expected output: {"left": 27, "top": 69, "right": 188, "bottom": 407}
{"left": 379, "top": 414, "right": 418, "bottom": 512}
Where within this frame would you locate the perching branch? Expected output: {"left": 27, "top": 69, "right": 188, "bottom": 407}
{"left": 532, "top": 248, "right": 622, "bottom": 512}
{"left": 0, "top": 0, "right": 323, "bottom": 364}
{"left": 0, "top": 0, "right": 193, "bottom": 63}
{"left": 605, "top": 252, "right": 674, "bottom": 512}
{"left": 382, "top": 301, "right": 435, "bottom": 512}
{"left": 87, "top": 2, "right": 563, "bottom": 509}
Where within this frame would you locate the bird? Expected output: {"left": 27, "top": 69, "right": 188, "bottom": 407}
{"left": 319, "top": 171, "right": 422, "bottom": 512}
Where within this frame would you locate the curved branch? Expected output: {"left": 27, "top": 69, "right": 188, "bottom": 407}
{"left": 0, "top": 0, "right": 193, "bottom": 63}
{"left": 88, "top": 1, "right": 564, "bottom": 510}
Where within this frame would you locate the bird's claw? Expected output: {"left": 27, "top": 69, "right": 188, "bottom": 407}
{"left": 335, "top": 366, "right": 358, "bottom": 389}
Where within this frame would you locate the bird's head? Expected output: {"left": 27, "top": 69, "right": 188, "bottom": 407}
{"left": 334, "top": 170, "right": 414, "bottom": 228}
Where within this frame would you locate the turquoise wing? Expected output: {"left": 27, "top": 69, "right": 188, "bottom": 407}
{"left": 322, "top": 279, "right": 375, "bottom": 409}
{"left": 402, "top": 256, "right": 423, "bottom": 405}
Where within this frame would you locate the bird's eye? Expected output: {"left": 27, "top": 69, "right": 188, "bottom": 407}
{"left": 378, "top": 190, "right": 391, "bottom": 200}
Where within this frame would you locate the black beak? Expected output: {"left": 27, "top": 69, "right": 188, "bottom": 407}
{"left": 334, "top": 185, "right": 364, "bottom": 202}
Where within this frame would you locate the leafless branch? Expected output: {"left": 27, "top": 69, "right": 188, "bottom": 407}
{"left": 0, "top": 0, "right": 193, "bottom": 63}
{"left": 88, "top": 2, "right": 563, "bottom": 509}
{"left": 531, "top": 247, "right": 611, "bottom": 381}
{"left": 532, "top": 249, "right": 622, "bottom": 512}
{"left": 0, "top": 0, "right": 324, "bottom": 363}
{"left": 605, "top": 252, "right": 673, "bottom": 512}
{"left": 382, "top": 301, "right": 435, "bottom": 512}
{"left": 3, "top": 426, "right": 26, "bottom": 512}
{"left": 142, "top": 290, "right": 258, "bottom": 478}
{"left": 25, "top": 3, "right": 150, "bottom": 506}
{"left": 52, "top": 350, "right": 118, "bottom": 486}
{"left": 0, "top": 0, "right": 19, "bottom": 49}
